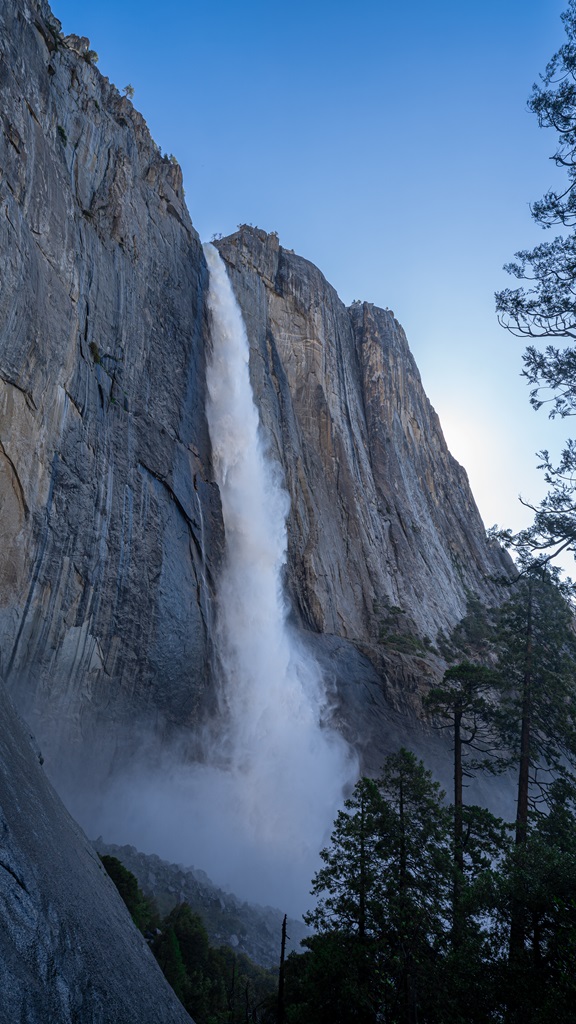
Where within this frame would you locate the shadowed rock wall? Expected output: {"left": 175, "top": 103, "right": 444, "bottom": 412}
{"left": 0, "top": 681, "right": 193, "bottom": 1023}
{"left": 0, "top": 0, "right": 222, "bottom": 783}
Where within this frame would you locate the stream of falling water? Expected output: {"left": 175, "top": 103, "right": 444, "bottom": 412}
{"left": 93, "top": 246, "right": 356, "bottom": 915}
{"left": 196, "top": 243, "right": 356, "bottom": 908}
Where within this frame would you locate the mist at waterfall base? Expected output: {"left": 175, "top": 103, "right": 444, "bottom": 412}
{"left": 90, "top": 245, "right": 357, "bottom": 916}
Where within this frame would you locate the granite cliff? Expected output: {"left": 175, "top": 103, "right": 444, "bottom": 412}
{"left": 0, "top": 0, "right": 509, "bottom": 784}
{"left": 0, "top": 0, "right": 512, "bottom": 1012}
{"left": 0, "top": 0, "right": 220, "bottom": 788}
{"left": 214, "top": 229, "right": 510, "bottom": 752}
{"left": 0, "top": 681, "right": 193, "bottom": 1023}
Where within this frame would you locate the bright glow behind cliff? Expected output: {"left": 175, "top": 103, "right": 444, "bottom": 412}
{"left": 187, "top": 242, "right": 356, "bottom": 908}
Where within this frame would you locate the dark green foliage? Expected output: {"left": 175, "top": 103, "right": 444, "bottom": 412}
{"left": 101, "top": 858, "right": 275, "bottom": 1023}
{"left": 293, "top": 760, "right": 576, "bottom": 1022}
{"left": 305, "top": 777, "right": 384, "bottom": 939}
{"left": 56, "top": 124, "right": 67, "bottom": 145}
{"left": 495, "top": 569, "right": 576, "bottom": 775}
{"left": 450, "top": 594, "right": 495, "bottom": 657}
{"left": 292, "top": 756, "right": 507, "bottom": 1023}
{"left": 496, "top": 1, "right": 576, "bottom": 346}
{"left": 150, "top": 904, "right": 275, "bottom": 1024}
{"left": 154, "top": 925, "right": 190, "bottom": 1004}
{"left": 425, "top": 660, "right": 507, "bottom": 968}
{"left": 284, "top": 934, "right": 380, "bottom": 1024}
{"left": 492, "top": 564, "right": 576, "bottom": 1018}
{"left": 425, "top": 661, "right": 497, "bottom": 771}
{"left": 302, "top": 753, "right": 452, "bottom": 1023}
{"left": 99, "top": 854, "right": 158, "bottom": 933}
{"left": 436, "top": 594, "right": 496, "bottom": 662}
{"left": 492, "top": 780, "right": 576, "bottom": 1023}
{"left": 375, "top": 600, "right": 431, "bottom": 653}
{"left": 293, "top": 562, "right": 576, "bottom": 1021}
{"left": 382, "top": 631, "right": 429, "bottom": 654}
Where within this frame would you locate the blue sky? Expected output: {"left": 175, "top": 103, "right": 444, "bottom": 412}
{"left": 53, "top": 0, "right": 572, "bottom": 544}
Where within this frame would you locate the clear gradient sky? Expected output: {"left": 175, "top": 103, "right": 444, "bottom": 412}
{"left": 52, "top": 0, "right": 572, "bottom": 545}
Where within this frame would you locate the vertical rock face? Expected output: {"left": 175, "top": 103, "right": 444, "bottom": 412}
{"left": 0, "top": 683, "right": 193, "bottom": 1024}
{"left": 214, "top": 228, "right": 510, "bottom": 725}
{"left": 0, "top": 0, "right": 221, "bottom": 780}
{"left": 0, "top": 1, "right": 510, "bottom": 778}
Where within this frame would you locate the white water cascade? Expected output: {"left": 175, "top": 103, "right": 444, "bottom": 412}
{"left": 93, "top": 245, "right": 356, "bottom": 915}
{"left": 195, "top": 243, "right": 357, "bottom": 910}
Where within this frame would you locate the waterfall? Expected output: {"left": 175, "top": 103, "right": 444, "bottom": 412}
{"left": 195, "top": 243, "right": 356, "bottom": 908}
{"left": 92, "top": 246, "right": 356, "bottom": 915}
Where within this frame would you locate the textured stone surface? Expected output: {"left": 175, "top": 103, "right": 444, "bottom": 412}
{"left": 0, "top": 0, "right": 221, "bottom": 786}
{"left": 214, "top": 227, "right": 511, "bottom": 715}
{"left": 0, "top": 682, "right": 193, "bottom": 1023}
{"left": 0, "top": 2, "right": 511, "bottom": 791}
{"left": 0, "top": 0, "right": 519, "bottom": 1011}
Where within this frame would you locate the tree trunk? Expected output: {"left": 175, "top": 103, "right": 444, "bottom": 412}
{"left": 277, "top": 914, "right": 287, "bottom": 1024}
{"left": 507, "top": 580, "right": 534, "bottom": 1022}
{"left": 453, "top": 705, "right": 464, "bottom": 945}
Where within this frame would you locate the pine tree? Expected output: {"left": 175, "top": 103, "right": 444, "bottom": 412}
{"left": 424, "top": 665, "right": 506, "bottom": 944}
{"left": 306, "top": 777, "right": 385, "bottom": 941}
{"left": 496, "top": 1, "right": 576, "bottom": 347}
{"left": 99, "top": 854, "right": 158, "bottom": 932}
{"left": 491, "top": 564, "right": 576, "bottom": 1020}
{"left": 303, "top": 777, "right": 386, "bottom": 1024}
{"left": 495, "top": 566, "right": 576, "bottom": 844}
{"left": 302, "top": 753, "right": 451, "bottom": 1024}
{"left": 375, "top": 751, "right": 451, "bottom": 1024}
{"left": 495, "top": 778, "right": 576, "bottom": 1023}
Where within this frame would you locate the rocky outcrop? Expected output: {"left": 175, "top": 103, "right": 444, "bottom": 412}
{"left": 0, "top": 681, "right": 193, "bottom": 1023}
